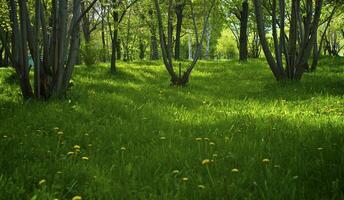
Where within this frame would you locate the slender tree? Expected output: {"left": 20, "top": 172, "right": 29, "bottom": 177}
{"left": 154, "top": 0, "right": 215, "bottom": 85}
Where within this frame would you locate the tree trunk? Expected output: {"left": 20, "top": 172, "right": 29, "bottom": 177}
{"left": 175, "top": 2, "right": 184, "bottom": 60}
{"left": 150, "top": 34, "right": 159, "bottom": 60}
{"left": 205, "top": 24, "right": 211, "bottom": 60}
{"left": 188, "top": 30, "right": 192, "bottom": 60}
{"left": 239, "top": 0, "right": 248, "bottom": 61}
{"left": 253, "top": 0, "right": 284, "bottom": 80}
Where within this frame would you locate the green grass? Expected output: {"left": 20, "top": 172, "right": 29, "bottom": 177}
{"left": 0, "top": 57, "right": 343, "bottom": 199}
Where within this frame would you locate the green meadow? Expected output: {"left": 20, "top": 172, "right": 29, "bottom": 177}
{"left": 0, "top": 58, "right": 343, "bottom": 199}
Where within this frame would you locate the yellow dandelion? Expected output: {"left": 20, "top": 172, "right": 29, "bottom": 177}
{"left": 262, "top": 158, "right": 270, "bottom": 164}
{"left": 67, "top": 151, "right": 75, "bottom": 155}
{"left": 198, "top": 184, "right": 206, "bottom": 189}
{"left": 209, "top": 142, "right": 215, "bottom": 146}
{"left": 195, "top": 137, "right": 202, "bottom": 141}
{"left": 53, "top": 127, "right": 59, "bottom": 131}
{"left": 202, "top": 159, "right": 210, "bottom": 165}
{"left": 182, "top": 177, "right": 188, "bottom": 181}
{"left": 72, "top": 196, "right": 82, "bottom": 200}
{"left": 172, "top": 170, "right": 180, "bottom": 174}
{"left": 231, "top": 168, "right": 239, "bottom": 173}
{"left": 73, "top": 145, "right": 80, "bottom": 149}
{"left": 57, "top": 131, "right": 64, "bottom": 135}
{"left": 81, "top": 156, "right": 89, "bottom": 160}
{"left": 121, "top": 147, "right": 127, "bottom": 151}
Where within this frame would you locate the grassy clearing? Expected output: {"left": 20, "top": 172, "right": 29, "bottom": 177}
{"left": 0, "top": 58, "right": 343, "bottom": 199}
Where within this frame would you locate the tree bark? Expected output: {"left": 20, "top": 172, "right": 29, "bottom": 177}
{"left": 175, "top": 2, "right": 184, "bottom": 60}
{"left": 239, "top": 0, "right": 248, "bottom": 61}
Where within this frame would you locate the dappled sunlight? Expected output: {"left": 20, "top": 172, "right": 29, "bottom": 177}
{"left": 0, "top": 59, "right": 343, "bottom": 199}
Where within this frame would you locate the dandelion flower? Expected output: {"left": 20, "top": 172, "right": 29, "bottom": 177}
{"left": 81, "top": 156, "right": 89, "bottom": 160}
{"left": 57, "top": 131, "right": 64, "bottom": 135}
{"left": 198, "top": 184, "right": 205, "bottom": 189}
{"left": 182, "top": 177, "right": 188, "bottom": 182}
{"left": 195, "top": 137, "right": 202, "bottom": 141}
{"left": 204, "top": 138, "right": 209, "bottom": 141}
{"left": 73, "top": 145, "right": 80, "bottom": 149}
{"left": 231, "top": 168, "right": 239, "bottom": 173}
{"left": 209, "top": 142, "right": 215, "bottom": 146}
{"left": 262, "top": 158, "right": 270, "bottom": 164}
{"left": 38, "top": 179, "right": 46, "bottom": 185}
{"left": 53, "top": 127, "right": 59, "bottom": 131}
{"left": 67, "top": 151, "right": 75, "bottom": 155}
{"left": 172, "top": 170, "right": 180, "bottom": 175}
{"left": 160, "top": 136, "right": 166, "bottom": 140}
{"left": 202, "top": 159, "right": 210, "bottom": 165}
{"left": 72, "top": 196, "right": 82, "bottom": 200}
{"left": 121, "top": 147, "right": 127, "bottom": 151}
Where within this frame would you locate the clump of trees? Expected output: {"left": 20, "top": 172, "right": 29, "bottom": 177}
{"left": 0, "top": 0, "right": 343, "bottom": 100}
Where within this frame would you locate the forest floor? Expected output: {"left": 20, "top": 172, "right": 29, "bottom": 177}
{"left": 0, "top": 57, "right": 343, "bottom": 199}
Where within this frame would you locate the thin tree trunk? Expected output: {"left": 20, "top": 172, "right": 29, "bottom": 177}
{"left": 175, "top": 2, "right": 184, "bottom": 60}
{"left": 239, "top": 0, "right": 248, "bottom": 61}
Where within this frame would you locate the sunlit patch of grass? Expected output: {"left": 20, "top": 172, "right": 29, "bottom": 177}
{"left": 0, "top": 57, "right": 343, "bottom": 199}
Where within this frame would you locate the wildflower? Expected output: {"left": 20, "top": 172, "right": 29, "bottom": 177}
{"left": 121, "top": 147, "right": 127, "bottom": 151}
{"left": 81, "top": 156, "right": 89, "bottom": 160}
{"left": 202, "top": 159, "right": 210, "bottom": 165}
{"left": 231, "top": 168, "right": 239, "bottom": 173}
{"left": 198, "top": 184, "right": 205, "bottom": 189}
{"left": 209, "top": 142, "right": 215, "bottom": 146}
{"left": 204, "top": 138, "right": 209, "bottom": 141}
{"left": 195, "top": 137, "right": 202, "bottom": 141}
{"left": 172, "top": 170, "right": 180, "bottom": 175}
{"left": 160, "top": 136, "right": 166, "bottom": 140}
{"left": 73, "top": 145, "right": 80, "bottom": 149}
{"left": 38, "top": 179, "right": 46, "bottom": 185}
{"left": 262, "top": 158, "right": 270, "bottom": 164}
{"left": 72, "top": 196, "right": 82, "bottom": 200}
{"left": 57, "top": 131, "right": 64, "bottom": 135}
{"left": 67, "top": 151, "right": 75, "bottom": 155}
{"left": 53, "top": 127, "right": 59, "bottom": 131}
{"left": 182, "top": 177, "right": 188, "bottom": 182}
